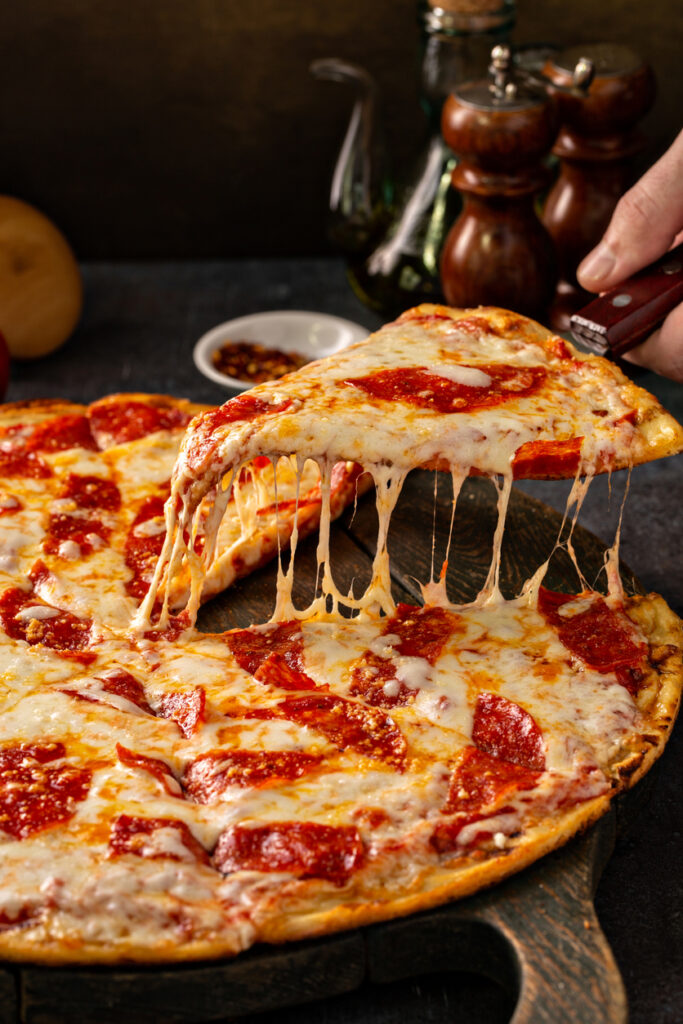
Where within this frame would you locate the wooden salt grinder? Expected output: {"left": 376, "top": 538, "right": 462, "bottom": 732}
{"left": 543, "top": 44, "right": 656, "bottom": 330}
{"left": 440, "top": 45, "right": 562, "bottom": 320}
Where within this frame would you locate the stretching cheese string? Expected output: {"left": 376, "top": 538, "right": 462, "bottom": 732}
{"left": 135, "top": 445, "right": 633, "bottom": 633}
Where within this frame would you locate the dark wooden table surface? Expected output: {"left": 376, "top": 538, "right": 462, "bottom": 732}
{"left": 6, "top": 258, "right": 683, "bottom": 1024}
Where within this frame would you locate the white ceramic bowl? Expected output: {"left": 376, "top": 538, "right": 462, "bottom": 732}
{"left": 193, "top": 310, "right": 369, "bottom": 390}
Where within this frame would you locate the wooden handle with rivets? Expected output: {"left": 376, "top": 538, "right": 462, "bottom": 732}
{"left": 570, "top": 242, "right": 683, "bottom": 356}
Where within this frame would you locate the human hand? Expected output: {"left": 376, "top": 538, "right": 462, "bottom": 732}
{"left": 577, "top": 129, "right": 683, "bottom": 381}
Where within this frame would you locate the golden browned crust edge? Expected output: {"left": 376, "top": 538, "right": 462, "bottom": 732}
{"left": 0, "top": 394, "right": 212, "bottom": 431}
{"left": 0, "top": 398, "right": 89, "bottom": 428}
{"left": 616, "top": 592, "right": 683, "bottom": 788}
{"left": 0, "top": 928, "right": 246, "bottom": 966}
{"left": 260, "top": 794, "right": 613, "bottom": 949}
{"left": 88, "top": 392, "right": 210, "bottom": 419}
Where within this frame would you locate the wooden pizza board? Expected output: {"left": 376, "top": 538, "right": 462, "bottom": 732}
{"left": 0, "top": 474, "right": 646, "bottom": 1024}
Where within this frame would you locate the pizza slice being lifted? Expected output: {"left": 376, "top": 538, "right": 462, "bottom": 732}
{"left": 140, "top": 305, "right": 683, "bottom": 625}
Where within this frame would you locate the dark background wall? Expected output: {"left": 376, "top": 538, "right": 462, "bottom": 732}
{"left": 0, "top": 0, "right": 680, "bottom": 260}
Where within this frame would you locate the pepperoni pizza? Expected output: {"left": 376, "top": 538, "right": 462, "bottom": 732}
{"left": 0, "top": 308, "right": 681, "bottom": 966}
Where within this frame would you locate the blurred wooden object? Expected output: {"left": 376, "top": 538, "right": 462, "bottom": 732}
{"left": 440, "top": 46, "right": 559, "bottom": 321}
{"left": 543, "top": 44, "right": 656, "bottom": 331}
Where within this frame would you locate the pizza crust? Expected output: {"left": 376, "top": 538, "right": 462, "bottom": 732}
{"left": 0, "top": 398, "right": 89, "bottom": 429}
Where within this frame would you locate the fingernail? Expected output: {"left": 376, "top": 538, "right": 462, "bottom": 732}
{"left": 577, "top": 244, "right": 616, "bottom": 287}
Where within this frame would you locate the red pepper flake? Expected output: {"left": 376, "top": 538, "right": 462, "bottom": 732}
{"left": 212, "top": 340, "right": 309, "bottom": 384}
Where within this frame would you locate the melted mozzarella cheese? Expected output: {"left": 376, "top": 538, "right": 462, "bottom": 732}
{"left": 426, "top": 363, "right": 492, "bottom": 387}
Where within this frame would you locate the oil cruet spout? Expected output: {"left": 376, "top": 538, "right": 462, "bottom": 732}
{"left": 310, "top": 58, "right": 392, "bottom": 258}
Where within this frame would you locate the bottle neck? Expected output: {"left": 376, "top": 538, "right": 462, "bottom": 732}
{"left": 417, "top": 1, "right": 516, "bottom": 124}
{"left": 419, "top": 0, "right": 516, "bottom": 36}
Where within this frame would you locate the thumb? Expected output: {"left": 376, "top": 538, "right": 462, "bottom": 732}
{"left": 577, "top": 130, "right": 683, "bottom": 293}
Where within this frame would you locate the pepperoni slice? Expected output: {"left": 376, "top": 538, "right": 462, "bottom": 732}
{"left": 61, "top": 668, "right": 155, "bottom": 716}
{"left": 0, "top": 414, "right": 98, "bottom": 478}
{"left": 0, "top": 906, "right": 41, "bottom": 931}
{"left": 441, "top": 747, "right": 541, "bottom": 817}
{"left": 538, "top": 587, "right": 647, "bottom": 694}
{"left": 225, "top": 621, "right": 304, "bottom": 675}
{"left": 141, "top": 613, "right": 191, "bottom": 643}
{"left": 124, "top": 494, "right": 168, "bottom": 599}
{"left": 84, "top": 668, "right": 152, "bottom": 712}
{"left": 391, "top": 604, "right": 463, "bottom": 661}
{"left": 472, "top": 692, "right": 545, "bottom": 771}
{"left": 185, "top": 397, "right": 293, "bottom": 472}
{"left": 60, "top": 473, "right": 121, "bottom": 512}
{"left": 395, "top": 310, "right": 454, "bottom": 326}
{"left": 512, "top": 438, "right": 583, "bottom": 479}
{"left": 431, "top": 746, "right": 540, "bottom": 853}
{"left": 116, "top": 744, "right": 181, "bottom": 797}
{"left": 213, "top": 821, "right": 364, "bottom": 885}
{"left": 0, "top": 588, "right": 95, "bottom": 663}
{"left": 253, "top": 652, "right": 324, "bottom": 692}
{"left": 0, "top": 742, "right": 91, "bottom": 839}
{"left": 158, "top": 687, "right": 206, "bottom": 738}
{"left": 31, "top": 414, "right": 98, "bottom": 453}
{"left": 97, "top": 669, "right": 154, "bottom": 713}
{"left": 0, "top": 414, "right": 98, "bottom": 455}
{"left": 341, "top": 364, "right": 546, "bottom": 414}
{"left": 274, "top": 694, "right": 407, "bottom": 770}
{"left": 89, "top": 399, "right": 192, "bottom": 448}
{"left": 43, "top": 481, "right": 114, "bottom": 558}
{"left": 43, "top": 513, "right": 109, "bottom": 557}
{"left": 201, "top": 395, "right": 292, "bottom": 431}
{"left": 31, "top": 414, "right": 97, "bottom": 452}
{"left": 0, "top": 449, "right": 52, "bottom": 479}
{"left": 27, "top": 559, "right": 51, "bottom": 589}
{"left": 109, "top": 814, "right": 209, "bottom": 864}
{"left": 350, "top": 604, "right": 462, "bottom": 708}
{"left": 182, "top": 749, "right": 323, "bottom": 803}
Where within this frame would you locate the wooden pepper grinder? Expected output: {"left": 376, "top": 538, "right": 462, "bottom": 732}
{"left": 440, "top": 46, "right": 563, "bottom": 320}
{"left": 543, "top": 44, "right": 656, "bottom": 330}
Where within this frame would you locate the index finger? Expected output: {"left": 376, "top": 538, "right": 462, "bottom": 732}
{"left": 577, "top": 130, "right": 683, "bottom": 292}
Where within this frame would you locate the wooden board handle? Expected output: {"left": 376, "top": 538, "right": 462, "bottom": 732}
{"left": 479, "top": 809, "right": 627, "bottom": 1024}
